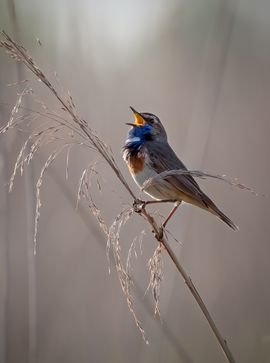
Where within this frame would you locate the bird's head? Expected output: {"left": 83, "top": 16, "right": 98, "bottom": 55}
{"left": 125, "top": 107, "right": 167, "bottom": 144}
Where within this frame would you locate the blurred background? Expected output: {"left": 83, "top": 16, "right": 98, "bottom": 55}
{"left": 0, "top": 0, "right": 270, "bottom": 362}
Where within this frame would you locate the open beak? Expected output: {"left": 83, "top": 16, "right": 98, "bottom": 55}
{"left": 125, "top": 106, "right": 145, "bottom": 126}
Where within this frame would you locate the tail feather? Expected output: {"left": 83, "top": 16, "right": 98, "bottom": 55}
{"left": 214, "top": 208, "right": 239, "bottom": 231}
{"left": 201, "top": 193, "right": 238, "bottom": 231}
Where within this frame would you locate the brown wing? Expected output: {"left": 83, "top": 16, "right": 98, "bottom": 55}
{"left": 145, "top": 141, "right": 208, "bottom": 205}
{"left": 145, "top": 141, "right": 238, "bottom": 230}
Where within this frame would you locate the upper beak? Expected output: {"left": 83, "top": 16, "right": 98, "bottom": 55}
{"left": 126, "top": 106, "right": 145, "bottom": 126}
{"left": 129, "top": 106, "right": 138, "bottom": 114}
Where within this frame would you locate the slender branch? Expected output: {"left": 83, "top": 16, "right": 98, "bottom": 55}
{"left": 0, "top": 31, "right": 236, "bottom": 363}
{"left": 136, "top": 203, "right": 236, "bottom": 363}
{"left": 164, "top": 239, "right": 235, "bottom": 363}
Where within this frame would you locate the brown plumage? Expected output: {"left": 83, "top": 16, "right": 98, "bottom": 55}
{"left": 124, "top": 108, "right": 238, "bottom": 230}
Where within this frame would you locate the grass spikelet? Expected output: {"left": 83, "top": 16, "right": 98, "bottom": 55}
{"left": 77, "top": 164, "right": 108, "bottom": 236}
{"left": 126, "top": 229, "right": 145, "bottom": 274}
{"left": 148, "top": 244, "right": 164, "bottom": 316}
{"left": 65, "top": 145, "right": 72, "bottom": 180}
{"left": 0, "top": 85, "right": 28, "bottom": 134}
{"left": 34, "top": 144, "right": 70, "bottom": 255}
{"left": 9, "top": 137, "right": 30, "bottom": 192}
{"left": 126, "top": 237, "right": 138, "bottom": 276}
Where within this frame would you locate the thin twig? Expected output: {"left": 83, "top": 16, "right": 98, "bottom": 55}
{"left": 138, "top": 203, "right": 236, "bottom": 363}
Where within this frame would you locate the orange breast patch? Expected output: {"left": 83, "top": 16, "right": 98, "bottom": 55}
{"left": 128, "top": 155, "right": 145, "bottom": 174}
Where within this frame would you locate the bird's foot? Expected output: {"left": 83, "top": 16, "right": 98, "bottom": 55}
{"left": 133, "top": 199, "right": 146, "bottom": 213}
{"left": 154, "top": 227, "right": 164, "bottom": 241}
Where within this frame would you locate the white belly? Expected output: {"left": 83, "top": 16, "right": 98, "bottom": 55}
{"left": 132, "top": 159, "right": 179, "bottom": 201}
{"left": 123, "top": 146, "right": 179, "bottom": 201}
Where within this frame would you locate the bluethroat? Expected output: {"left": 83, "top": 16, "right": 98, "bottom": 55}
{"left": 123, "top": 107, "right": 237, "bottom": 230}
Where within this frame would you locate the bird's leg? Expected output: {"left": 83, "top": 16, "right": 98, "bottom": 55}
{"left": 162, "top": 201, "right": 181, "bottom": 229}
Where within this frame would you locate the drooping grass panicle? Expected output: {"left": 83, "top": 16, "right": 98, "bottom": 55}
{"left": 76, "top": 163, "right": 147, "bottom": 340}
{"left": 126, "top": 230, "right": 145, "bottom": 286}
{"left": 1, "top": 30, "right": 136, "bottom": 200}
{"left": 0, "top": 85, "right": 29, "bottom": 134}
{"left": 76, "top": 163, "right": 108, "bottom": 236}
{"left": 107, "top": 207, "right": 149, "bottom": 343}
{"left": 147, "top": 244, "right": 164, "bottom": 317}
{"left": 34, "top": 144, "right": 71, "bottom": 255}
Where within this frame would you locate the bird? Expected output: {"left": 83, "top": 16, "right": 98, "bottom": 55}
{"left": 123, "top": 106, "right": 238, "bottom": 230}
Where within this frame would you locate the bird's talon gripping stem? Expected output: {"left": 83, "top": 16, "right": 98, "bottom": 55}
{"left": 155, "top": 227, "right": 164, "bottom": 241}
{"left": 133, "top": 199, "right": 145, "bottom": 213}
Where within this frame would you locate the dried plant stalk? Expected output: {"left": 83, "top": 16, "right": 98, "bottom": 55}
{"left": 142, "top": 169, "right": 260, "bottom": 197}
{"left": 0, "top": 31, "right": 237, "bottom": 363}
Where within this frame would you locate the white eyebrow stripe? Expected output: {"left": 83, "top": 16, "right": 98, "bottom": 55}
{"left": 125, "top": 137, "right": 141, "bottom": 144}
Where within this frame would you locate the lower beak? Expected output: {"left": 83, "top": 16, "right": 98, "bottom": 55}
{"left": 125, "top": 122, "right": 136, "bottom": 126}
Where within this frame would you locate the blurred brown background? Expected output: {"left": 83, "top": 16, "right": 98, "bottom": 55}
{"left": 0, "top": 0, "right": 270, "bottom": 362}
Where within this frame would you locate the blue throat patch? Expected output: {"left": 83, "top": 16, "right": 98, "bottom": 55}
{"left": 125, "top": 124, "right": 152, "bottom": 151}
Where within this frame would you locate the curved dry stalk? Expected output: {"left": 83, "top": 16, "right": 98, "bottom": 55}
{"left": 0, "top": 31, "right": 237, "bottom": 363}
{"left": 142, "top": 168, "right": 260, "bottom": 197}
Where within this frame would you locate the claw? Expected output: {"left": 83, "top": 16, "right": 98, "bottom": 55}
{"left": 155, "top": 227, "right": 164, "bottom": 241}
{"left": 133, "top": 199, "right": 145, "bottom": 213}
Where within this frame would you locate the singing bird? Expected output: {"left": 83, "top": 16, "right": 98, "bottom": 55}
{"left": 123, "top": 107, "right": 237, "bottom": 230}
